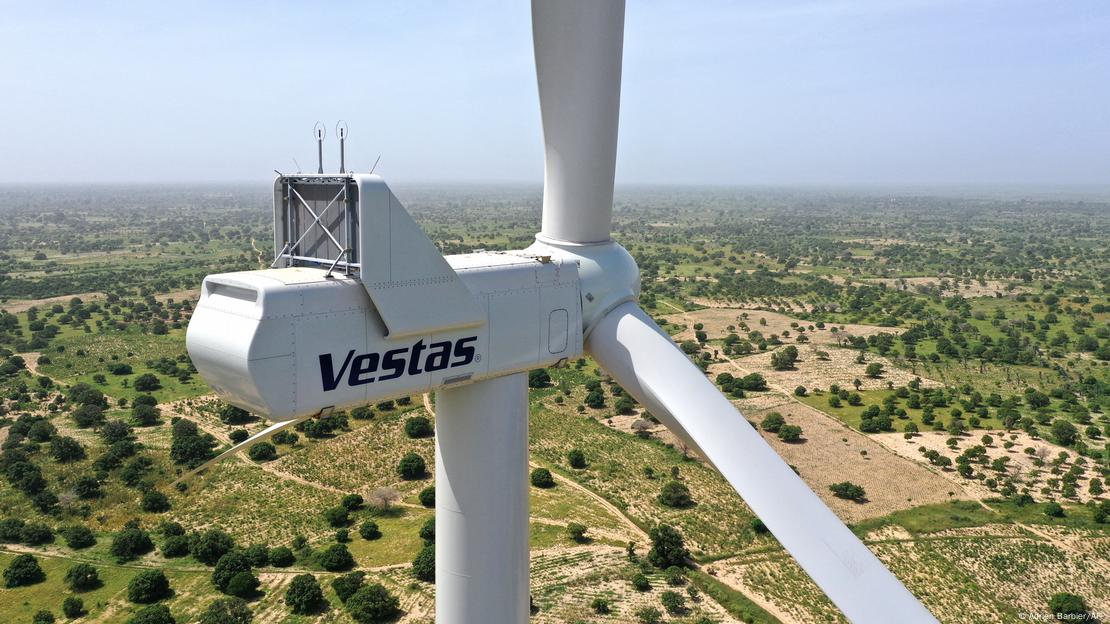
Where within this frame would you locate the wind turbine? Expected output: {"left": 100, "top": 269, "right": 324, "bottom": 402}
{"left": 185, "top": 1, "right": 940, "bottom": 623}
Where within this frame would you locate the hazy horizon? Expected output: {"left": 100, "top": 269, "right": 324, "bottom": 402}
{"left": 2, "top": 0, "right": 1108, "bottom": 187}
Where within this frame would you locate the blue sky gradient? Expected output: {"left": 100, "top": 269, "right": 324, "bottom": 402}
{"left": 1, "top": 0, "right": 1107, "bottom": 185}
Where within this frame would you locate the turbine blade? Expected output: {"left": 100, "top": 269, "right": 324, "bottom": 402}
{"left": 532, "top": 0, "right": 625, "bottom": 244}
{"left": 172, "top": 418, "right": 302, "bottom": 487}
{"left": 587, "top": 302, "right": 938, "bottom": 624}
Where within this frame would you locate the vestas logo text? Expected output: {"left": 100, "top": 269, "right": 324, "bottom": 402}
{"left": 319, "top": 337, "right": 478, "bottom": 392}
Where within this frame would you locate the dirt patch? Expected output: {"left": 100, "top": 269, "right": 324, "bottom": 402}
{"left": 735, "top": 395, "right": 965, "bottom": 522}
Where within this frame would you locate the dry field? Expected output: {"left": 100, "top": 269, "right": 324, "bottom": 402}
{"left": 665, "top": 305, "right": 904, "bottom": 347}
{"left": 715, "top": 343, "right": 940, "bottom": 394}
{"left": 862, "top": 276, "right": 1030, "bottom": 298}
{"left": 735, "top": 393, "right": 964, "bottom": 522}
{"left": 715, "top": 523, "right": 1110, "bottom": 624}
{"left": 876, "top": 430, "right": 1106, "bottom": 504}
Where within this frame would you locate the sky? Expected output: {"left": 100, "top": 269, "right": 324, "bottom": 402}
{"left": 0, "top": 0, "right": 1108, "bottom": 186}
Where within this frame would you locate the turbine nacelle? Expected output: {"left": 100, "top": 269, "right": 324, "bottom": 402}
{"left": 187, "top": 175, "right": 583, "bottom": 421}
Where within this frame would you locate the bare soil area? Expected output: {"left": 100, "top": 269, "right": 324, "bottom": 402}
{"left": 735, "top": 394, "right": 964, "bottom": 522}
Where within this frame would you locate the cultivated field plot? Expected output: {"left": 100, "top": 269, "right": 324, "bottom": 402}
{"left": 530, "top": 546, "right": 740, "bottom": 624}
{"left": 877, "top": 430, "right": 1107, "bottom": 504}
{"left": 664, "top": 306, "right": 903, "bottom": 347}
{"left": 720, "top": 343, "right": 940, "bottom": 393}
{"left": 735, "top": 393, "right": 963, "bottom": 522}
{"left": 274, "top": 406, "right": 435, "bottom": 497}
{"left": 862, "top": 276, "right": 1030, "bottom": 298}
{"left": 530, "top": 396, "right": 760, "bottom": 558}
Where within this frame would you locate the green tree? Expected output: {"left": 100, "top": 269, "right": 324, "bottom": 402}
{"left": 419, "top": 485, "right": 436, "bottom": 507}
{"left": 127, "top": 570, "right": 170, "bottom": 603}
{"left": 829, "top": 482, "right": 866, "bottom": 502}
{"left": 111, "top": 524, "right": 154, "bottom": 562}
{"left": 64, "top": 563, "right": 100, "bottom": 591}
{"left": 190, "top": 529, "right": 235, "bottom": 566}
{"left": 346, "top": 583, "right": 401, "bottom": 623}
{"left": 133, "top": 374, "right": 161, "bottom": 392}
{"left": 332, "top": 571, "right": 366, "bottom": 603}
{"left": 285, "top": 574, "right": 324, "bottom": 615}
{"left": 567, "top": 449, "right": 587, "bottom": 469}
{"left": 62, "top": 597, "right": 85, "bottom": 618}
{"left": 412, "top": 543, "right": 435, "bottom": 582}
{"left": 865, "top": 362, "right": 885, "bottom": 378}
{"left": 247, "top": 442, "right": 277, "bottom": 462}
{"left": 778, "top": 424, "right": 803, "bottom": 442}
{"left": 647, "top": 524, "right": 689, "bottom": 568}
{"left": 659, "top": 480, "right": 694, "bottom": 508}
{"left": 530, "top": 468, "right": 556, "bottom": 488}
{"left": 1048, "top": 593, "right": 1090, "bottom": 619}
{"left": 317, "top": 543, "right": 355, "bottom": 572}
{"left": 126, "top": 604, "right": 175, "bottom": 624}
{"left": 760, "top": 412, "right": 785, "bottom": 433}
{"left": 397, "top": 452, "right": 427, "bottom": 480}
{"left": 4, "top": 554, "right": 45, "bottom": 587}
{"left": 404, "top": 415, "right": 434, "bottom": 438}
{"left": 213, "top": 551, "right": 252, "bottom": 593}
{"left": 199, "top": 597, "right": 252, "bottom": 624}
{"left": 360, "top": 520, "right": 382, "bottom": 541}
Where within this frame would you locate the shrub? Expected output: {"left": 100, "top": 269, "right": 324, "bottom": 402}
{"left": 419, "top": 485, "right": 436, "bottom": 508}
{"left": 213, "top": 551, "right": 252, "bottom": 592}
{"left": 161, "top": 535, "right": 190, "bottom": 558}
{"left": 635, "top": 606, "right": 663, "bottom": 624}
{"left": 32, "top": 611, "right": 54, "bottom": 624}
{"left": 632, "top": 572, "right": 651, "bottom": 591}
{"left": 1044, "top": 502, "right": 1065, "bottom": 518}
{"left": 590, "top": 597, "right": 612, "bottom": 614}
{"left": 101, "top": 420, "right": 133, "bottom": 444}
{"left": 133, "top": 374, "right": 161, "bottom": 392}
{"left": 412, "top": 543, "right": 435, "bottom": 582}
{"left": 218, "top": 404, "right": 251, "bottom": 424}
{"left": 247, "top": 442, "right": 277, "bottom": 462}
{"left": 20, "top": 522, "right": 54, "bottom": 545}
{"left": 778, "top": 424, "right": 803, "bottom": 442}
{"left": 760, "top": 412, "right": 785, "bottom": 433}
{"left": 141, "top": 490, "right": 171, "bottom": 513}
{"left": 229, "top": 429, "right": 249, "bottom": 444}
{"left": 4, "top": 554, "right": 45, "bottom": 587}
{"left": 397, "top": 452, "right": 426, "bottom": 480}
{"left": 420, "top": 517, "right": 436, "bottom": 543}
{"left": 189, "top": 529, "right": 235, "bottom": 565}
{"left": 127, "top": 570, "right": 170, "bottom": 603}
{"left": 285, "top": 574, "right": 324, "bottom": 614}
{"left": 226, "top": 571, "right": 260, "bottom": 598}
{"left": 272, "top": 429, "right": 299, "bottom": 445}
{"left": 829, "top": 481, "right": 867, "bottom": 502}
{"left": 64, "top": 563, "right": 100, "bottom": 591}
{"left": 566, "top": 522, "right": 588, "bottom": 542}
{"left": 132, "top": 404, "right": 160, "bottom": 426}
{"left": 63, "top": 596, "right": 84, "bottom": 618}
{"left": 60, "top": 525, "right": 96, "bottom": 549}
{"left": 664, "top": 565, "right": 687, "bottom": 586}
{"left": 269, "top": 546, "right": 295, "bottom": 567}
{"left": 199, "top": 597, "right": 252, "bottom": 624}
{"left": 527, "top": 368, "right": 551, "bottom": 388}
{"left": 530, "top": 467, "right": 555, "bottom": 488}
{"left": 112, "top": 524, "right": 154, "bottom": 562}
{"left": 1048, "top": 593, "right": 1090, "bottom": 619}
{"left": 72, "top": 404, "right": 105, "bottom": 428}
{"left": 404, "top": 416, "right": 433, "bottom": 438}
{"left": 661, "top": 590, "right": 687, "bottom": 615}
{"left": 360, "top": 520, "right": 382, "bottom": 541}
{"left": 318, "top": 543, "right": 355, "bottom": 572}
{"left": 347, "top": 583, "right": 401, "bottom": 623}
{"left": 73, "top": 475, "right": 103, "bottom": 499}
{"left": 567, "top": 449, "right": 587, "bottom": 469}
{"left": 126, "top": 604, "right": 175, "bottom": 624}
{"left": 659, "top": 480, "right": 694, "bottom": 508}
{"left": 243, "top": 543, "right": 269, "bottom": 567}
{"left": 324, "top": 506, "right": 350, "bottom": 527}
{"left": 332, "top": 571, "right": 366, "bottom": 603}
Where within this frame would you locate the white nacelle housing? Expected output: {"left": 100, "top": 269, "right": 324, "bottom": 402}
{"left": 187, "top": 254, "right": 582, "bottom": 420}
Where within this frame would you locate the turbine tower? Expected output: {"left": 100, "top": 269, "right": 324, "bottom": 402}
{"left": 185, "top": 1, "right": 940, "bottom": 622}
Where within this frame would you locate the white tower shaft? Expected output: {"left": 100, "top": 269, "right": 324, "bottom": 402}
{"left": 435, "top": 374, "right": 530, "bottom": 624}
